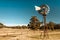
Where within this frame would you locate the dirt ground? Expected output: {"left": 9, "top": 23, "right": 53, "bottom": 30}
{"left": 0, "top": 28, "right": 60, "bottom": 40}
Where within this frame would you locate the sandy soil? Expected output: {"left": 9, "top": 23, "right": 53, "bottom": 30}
{"left": 0, "top": 28, "right": 60, "bottom": 40}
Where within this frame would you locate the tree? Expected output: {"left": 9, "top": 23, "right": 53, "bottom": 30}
{"left": 28, "top": 16, "right": 41, "bottom": 30}
{"left": 48, "top": 21, "right": 55, "bottom": 30}
{"left": 0, "top": 23, "right": 4, "bottom": 28}
{"left": 54, "top": 24, "right": 60, "bottom": 29}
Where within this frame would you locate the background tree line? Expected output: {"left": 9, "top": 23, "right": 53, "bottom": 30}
{"left": 0, "top": 16, "right": 60, "bottom": 30}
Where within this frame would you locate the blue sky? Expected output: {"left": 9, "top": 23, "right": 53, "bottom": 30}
{"left": 0, "top": 0, "right": 60, "bottom": 26}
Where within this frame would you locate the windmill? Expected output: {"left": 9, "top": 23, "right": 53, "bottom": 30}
{"left": 35, "top": 4, "right": 50, "bottom": 39}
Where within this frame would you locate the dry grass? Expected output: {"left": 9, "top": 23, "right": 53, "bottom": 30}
{"left": 0, "top": 28, "right": 60, "bottom": 40}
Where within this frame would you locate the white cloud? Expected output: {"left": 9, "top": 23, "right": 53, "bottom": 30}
{"left": 4, "top": 24, "right": 27, "bottom": 26}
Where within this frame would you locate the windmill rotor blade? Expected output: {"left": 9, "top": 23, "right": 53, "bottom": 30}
{"left": 35, "top": 6, "right": 41, "bottom": 11}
